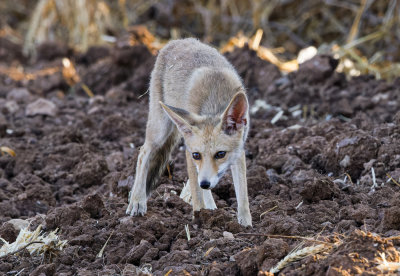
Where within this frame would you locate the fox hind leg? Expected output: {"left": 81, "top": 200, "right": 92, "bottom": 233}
{"left": 126, "top": 142, "right": 153, "bottom": 216}
{"left": 127, "top": 118, "right": 177, "bottom": 216}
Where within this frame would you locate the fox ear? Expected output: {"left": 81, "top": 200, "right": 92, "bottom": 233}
{"left": 221, "top": 92, "right": 248, "bottom": 135}
{"left": 160, "top": 102, "right": 194, "bottom": 136}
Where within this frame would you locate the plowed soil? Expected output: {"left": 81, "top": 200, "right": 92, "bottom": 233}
{"left": 0, "top": 34, "right": 400, "bottom": 275}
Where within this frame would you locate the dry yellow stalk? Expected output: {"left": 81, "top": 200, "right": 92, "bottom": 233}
{"left": 346, "top": 0, "right": 370, "bottom": 44}
{"left": 0, "top": 224, "right": 67, "bottom": 258}
{"left": 24, "top": 0, "right": 113, "bottom": 55}
{"left": 204, "top": 246, "right": 215, "bottom": 258}
{"left": 259, "top": 205, "right": 278, "bottom": 219}
{"left": 376, "top": 252, "right": 400, "bottom": 273}
{"left": 0, "top": 146, "right": 16, "bottom": 157}
{"left": 96, "top": 230, "right": 114, "bottom": 258}
{"left": 269, "top": 243, "right": 333, "bottom": 274}
{"left": 387, "top": 173, "right": 400, "bottom": 188}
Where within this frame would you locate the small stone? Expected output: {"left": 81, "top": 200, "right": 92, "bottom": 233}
{"left": 223, "top": 231, "right": 234, "bottom": 240}
{"left": 340, "top": 155, "right": 351, "bottom": 168}
{"left": 26, "top": 98, "right": 57, "bottom": 117}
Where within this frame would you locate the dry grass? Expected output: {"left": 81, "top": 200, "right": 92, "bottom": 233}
{"left": 239, "top": 231, "right": 341, "bottom": 274}
{"left": 24, "top": 0, "right": 114, "bottom": 55}
{"left": 184, "top": 224, "right": 191, "bottom": 241}
{"left": 62, "top": 57, "right": 94, "bottom": 97}
{"left": 0, "top": 0, "right": 396, "bottom": 80}
{"left": 375, "top": 253, "right": 400, "bottom": 273}
{"left": 237, "top": 233, "right": 334, "bottom": 246}
{"left": 0, "top": 225, "right": 67, "bottom": 259}
{"left": 269, "top": 243, "right": 334, "bottom": 274}
{"left": 179, "top": 180, "right": 192, "bottom": 204}
{"left": 96, "top": 230, "right": 114, "bottom": 258}
{"left": 220, "top": 30, "right": 298, "bottom": 72}
{"left": 259, "top": 205, "right": 277, "bottom": 219}
{"left": 387, "top": 173, "right": 400, "bottom": 188}
{"left": 261, "top": 231, "right": 400, "bottom": 274}
{"left": 203, "top": 246, "right": 215, "bottom": 258}
{"left": 0, "top": 146, "right": 16, "bottom": 157}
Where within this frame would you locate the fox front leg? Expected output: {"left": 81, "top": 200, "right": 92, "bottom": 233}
{"left": 126, "top": 144, "right": 150, "bottom": 216}
{"left": 185, "top": 150, "right": 206, "bottom": 211}
{"left": 231, "top": 150, "right": 252, "bottom": 227}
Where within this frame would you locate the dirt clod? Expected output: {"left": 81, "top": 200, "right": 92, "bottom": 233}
{"left": 82, "top": 194, "right": 105, "bottom": 219}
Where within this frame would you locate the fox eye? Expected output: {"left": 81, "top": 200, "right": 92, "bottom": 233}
{"left": 215, "top": 151, "right": 226, "bottom": 159}
{"left": 192, "top": 152, "right": 201, "bottom": 160}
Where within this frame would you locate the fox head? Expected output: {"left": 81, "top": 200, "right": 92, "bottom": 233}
{"left": 160, "top": 92, "right": 248, "bottom": 189}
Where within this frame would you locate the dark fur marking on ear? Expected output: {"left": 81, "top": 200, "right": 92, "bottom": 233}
{"left": 161, "top": 103, "right": 197, "bottom": 133}
{"left": 222, "top": 93, "right": 248, "bottom": 135}
{"left": 165, "top": 105, "right": 190, "bottom": 117}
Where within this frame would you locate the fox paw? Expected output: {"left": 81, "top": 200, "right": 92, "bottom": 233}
{"left": 238, "top": 210, "right": 252, "bottom": 227}
{"left": 126, "top": 198, "right": 147, "bottom": 216}
{"left": 238, "top": 216, "right": 252, "bottom": 227}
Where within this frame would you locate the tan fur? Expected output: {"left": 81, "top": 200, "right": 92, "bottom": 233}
{"left": 126, "top": 38, "right": 252, "bottom": 226}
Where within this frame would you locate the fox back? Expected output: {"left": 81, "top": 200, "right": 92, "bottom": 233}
{"left": 152, "top": 38, "right": 245, "bottom": 117}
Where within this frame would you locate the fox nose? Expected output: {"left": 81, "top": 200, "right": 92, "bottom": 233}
{"left": 200, "top": 180, "right": 210, "bottom": 189}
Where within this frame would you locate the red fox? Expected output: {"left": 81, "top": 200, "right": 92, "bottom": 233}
{"left": 126, "top": 38, "right": 252, "bottom": 226}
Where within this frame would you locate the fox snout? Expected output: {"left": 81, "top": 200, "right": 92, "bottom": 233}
{"left": 199, "top": 180, "right": 211, "bottom": 189}
{"left": 198, "top": 172, "right": 222, "bottom": 190}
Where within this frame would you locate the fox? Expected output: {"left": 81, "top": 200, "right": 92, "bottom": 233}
{"left": 126, "top": 38, "right": 252, "bottom": 226}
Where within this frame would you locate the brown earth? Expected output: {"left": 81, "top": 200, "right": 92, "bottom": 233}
{"left": 0, "top": 35, "right": 400, "bottom": 275}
